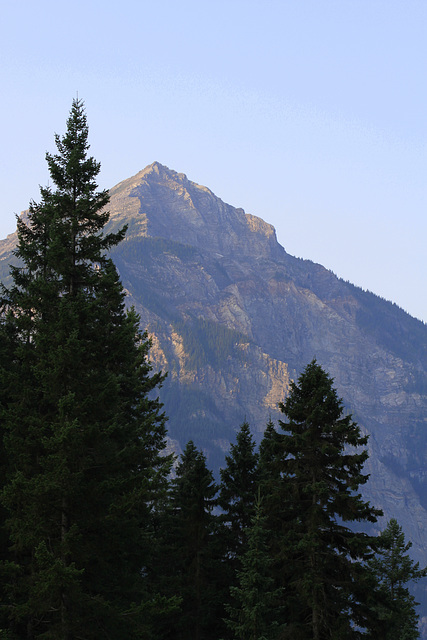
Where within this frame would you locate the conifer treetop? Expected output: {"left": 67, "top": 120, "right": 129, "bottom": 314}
{"left": 12, "top": 98, "right": 124, "bottom": 300}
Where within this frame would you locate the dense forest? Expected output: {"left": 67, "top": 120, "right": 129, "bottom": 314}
{"left": 0, "top": 100, "right": 425, "bottom": 639}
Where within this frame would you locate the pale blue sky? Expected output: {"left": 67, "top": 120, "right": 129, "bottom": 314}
{"left": 1, "top": 0, "right": 426, "bottom": 321}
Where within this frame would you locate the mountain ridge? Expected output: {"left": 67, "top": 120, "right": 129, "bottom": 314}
{"left": 1, "top": 163, "right": 426, "bottom": 574}
{"left": 104, "top": 164, "right": 427, "bottom": 565}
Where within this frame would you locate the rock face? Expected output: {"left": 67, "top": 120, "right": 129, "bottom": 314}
{"left": 108, "top": 164, "right": 427, "bottom": 572}
{"left": 1, "top": 163, "right": 427, "bottom": 570}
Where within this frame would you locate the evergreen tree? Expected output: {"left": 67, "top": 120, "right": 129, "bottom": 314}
{"left": 0, "top": 99, "right": 171, "bottom": 639}
{"left": 225, "top": 492, "right": 285, "bottom": 640}
{"left": 368, "top": 519, "right": 426, "bottom": 640}
{"left": 218, "top": 420, "right": 259, "bottom": 562}
{"left": 257, "top": 419, "right": 285, "bottom": 547}
{"left": 217, "top": 421, "right": 260, "bottom": 639}
{"left": 258, "top": 419, "right": 281, "bottom": 480}
{"left": 167, "top": 441, "right": 219, "bottom": 640}
{"left": 0, "top": 319, "right": 15, "bottom": 633}
{"left": 266, "top": 360, "right": 382, "bottom": 639}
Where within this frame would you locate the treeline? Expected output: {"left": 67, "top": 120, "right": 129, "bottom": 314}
{"left": 153, "top": 371, "right": 426, "bottom": 640}
{"left": 0, "top": 100, "right": 425, "bottom": 639}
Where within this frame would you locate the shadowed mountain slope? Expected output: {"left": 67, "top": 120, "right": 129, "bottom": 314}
{"left": 1, "top": 162, "right": 426, "bottom": 573}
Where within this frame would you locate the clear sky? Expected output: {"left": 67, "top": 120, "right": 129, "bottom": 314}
{"left": 1, "top": 0, "right": 426, "bottom": 321}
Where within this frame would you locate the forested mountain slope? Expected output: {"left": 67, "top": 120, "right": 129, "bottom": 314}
{"left": 1, "top": 161, "right": 426, "bottom": 570}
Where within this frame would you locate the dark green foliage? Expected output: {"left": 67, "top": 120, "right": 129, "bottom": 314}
{"left": 218, "top": 421, "right": 259, "bottom": 565}
{"left": 258, "top": 418, "right": 283, "bottom": 515}
{"left": 368, "top": 519, "right": 426, "bottom": 640}
{"left": 217, "top": 422, "right": 260, "bottom": 638}
{"left": 257, "top": 418, "right": 289, "bottom": 594}
{"left": 0, "top": 99, "right": 171, "bottom": 638}
{"left": 0, "top": 319, "right": 16, "bottom": 632}
{"left": 225, "top": 493, "right": 285, "bottom": 640}
{"left": 261, "top": 361, "right": 382, "bottom": 639}
{"left": 164, "top": 441, "right": 220, "bottom": 640}
{"left": 1, "top": 101, "right": 423, "bottom": 639}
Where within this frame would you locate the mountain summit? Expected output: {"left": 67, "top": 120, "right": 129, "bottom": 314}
{"left": 107, "top": 161, "right": 282, "bottom": 259}
{"left": 1, "top": 163, "right": 426, "bottom": 569}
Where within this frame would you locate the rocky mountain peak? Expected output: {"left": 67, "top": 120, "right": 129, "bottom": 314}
{"left": 103, "top": 165, "right": 427, "bottom": 575}
{"left": 1, "top": 163, "right": 426, "bottom": 595}
{"left": 107, "top": 163, "right": 282, "bottom": 260}
{"left": 137, "top": 161, "right": 188, "bottom": 182}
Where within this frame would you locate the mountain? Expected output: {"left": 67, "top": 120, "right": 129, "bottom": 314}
{"left": 1, "top": 163, "right": 426, "bottom": 569}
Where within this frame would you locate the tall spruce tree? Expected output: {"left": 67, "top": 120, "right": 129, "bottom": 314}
{"left": 368, "top": 519, "right": 426, "bottom": 640}
{"left": 167, "top": 441, "right": 219, "bottom": 640}
{"left": 257, "top": 419, "right": 285, "bottom": 548}
{"left": 0, "top": 99, "right": 171, "bottom": 639}
{"left": 218, "top": 420, "right": 259, "bottom": 563}
{"left": 266, "top": 360, "right": 382, "bottom": 639}
{"left": 217, "top": 421, "right": 260, "bottom": 639}
{"left": 257, "top": 417, "right": 292, "bottom": 632}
